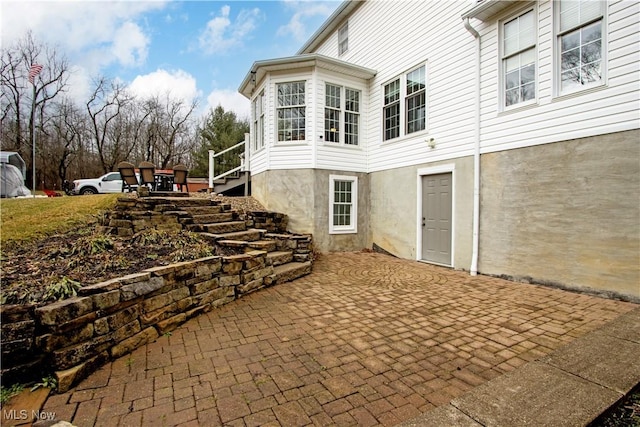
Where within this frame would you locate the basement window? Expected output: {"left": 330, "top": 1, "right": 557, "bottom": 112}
{"left": 329, "top": 175, "right": 358, "bottom": 234}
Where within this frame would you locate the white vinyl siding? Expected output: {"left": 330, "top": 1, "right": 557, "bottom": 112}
{"left": 476, "top": 0, "right": 638, "bottom": 155}
{"left": 329, "top": 174, "right": 358, "bottom": 234}
{"left": 557, "top": 0, "right": 605, "bottom": 94}
{"left": 315, "top": 70, "right": 367, "bottom": 173}
{"left": 313, "top": 2, "right": 477, "bottom": 171}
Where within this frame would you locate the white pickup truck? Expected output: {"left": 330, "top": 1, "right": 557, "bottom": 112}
{"left": 72, "top": 172, "right": 126, "bottom": 195}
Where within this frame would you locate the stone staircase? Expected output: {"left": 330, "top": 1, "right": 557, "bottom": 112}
{"left": 164, "top": 198, "right": 313, "bottom": 285}
{"left": 123, "top": 196, "right": 312, "bottom": 285}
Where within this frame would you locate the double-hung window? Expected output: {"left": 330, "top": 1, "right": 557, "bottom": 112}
{"left": 329, "top": 175, "right": 358, "bottom": 234}
{"left": 557, "top": 0, "right": 604, "bottom": 94}
{"left": 502, "top": 9, "right": 536, "bottom": 108}
{"left": 383, "top": 64, "right": 426, "bottom": 141}
{"left": 324, "top": 84, "right": 360, "bottom": 145}
{"left": 252, "top": 91, "right": 265, "bottom": 150}
{"left": 277, "top": 81, "right": 306, "bottom": 142}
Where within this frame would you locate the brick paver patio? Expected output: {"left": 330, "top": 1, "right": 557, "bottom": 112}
{"left": 42, "top": 251, "right": 636, "bottom": 426}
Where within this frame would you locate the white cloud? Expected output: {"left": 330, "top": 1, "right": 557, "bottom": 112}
{"left": 206, "top": 89, "right": 250, "bottom": 120}
{"left": 112, "top": 22, "right": 149, "bottom": 67}
{"left": 128, "top": 69, "right": 199, "bottom": 105}
{"left": 276, "top": 1, "right": 336, "bottom": 42}
{"left": 1, "top": 1, "right": 165, "bottom": 72}
{"left": 197, "top": 5, "right": 262, "bottom": 55}
{"left": 65, "top": 65, "right": 93, "bottom": 106}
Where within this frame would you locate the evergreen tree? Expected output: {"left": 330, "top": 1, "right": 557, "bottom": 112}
{"left": 192, "top": 105, "right": 249, "bottom": 177}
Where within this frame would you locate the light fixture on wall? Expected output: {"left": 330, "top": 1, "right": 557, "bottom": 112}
{"left": 428, "top": 137, "right": 436, "bottom": 149}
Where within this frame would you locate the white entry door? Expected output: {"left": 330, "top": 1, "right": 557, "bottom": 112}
{"left": 421, "top": 173, "right": 452, "bottom": 265}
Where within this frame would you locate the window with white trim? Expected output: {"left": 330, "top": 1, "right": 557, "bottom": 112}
{"left": 324, "top": 84, "right": 360, "bottom": 145}
{"left": 329, "top": 175, "right": 358, "bottom": 234}
{"left": 557, "top": 0, "right": 604, "bottom": 94}
{"left": 383, "top": 64, "right": 426, "bottom": 141}
{"left": 502, "top": 9, "right": 536, "bottom": 108}
{"left": 277, "top": 81, "right": 306, "bottom": 142}
{"left": 338, "top": 22, "right": 348, "bottom": 55}
{"left": 252, "top": 91, "right": 265, "bottom": 150}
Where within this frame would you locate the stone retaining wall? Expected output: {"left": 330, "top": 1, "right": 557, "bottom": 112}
{"left": 0, "top": 245, "right": 309, "bottom": 392}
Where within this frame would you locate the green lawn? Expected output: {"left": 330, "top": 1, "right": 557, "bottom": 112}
{"left": 0, "top": 194, "right": 120, "bottom": 244}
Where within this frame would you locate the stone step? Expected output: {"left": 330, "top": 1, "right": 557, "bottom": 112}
{"left": 203, "top": 221, "right": 247, "bottom": 234}
{"left": 207, "top": 228, "right": 264, "bottom": 242}
{"left": 267, "top": 261, "right": 312, "bottom": 286}
{"left": 191, "top": 212, "right": 236, "bottom": 224}
{"left": 144, "top": 197, "right": 217, "bottom": 207}
{"left": 217, "top": 239, "right": 249, "bottom": 249}
{"left": 181, "top": 205, "right": 226, "bottom": 215}
{"left": 267, "top": 251, "right": 294, "bottom": 266}
{"left": 247, "top": 240, "right": 277, "bottom": 252}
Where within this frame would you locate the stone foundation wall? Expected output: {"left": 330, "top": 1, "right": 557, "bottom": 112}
{"left": 0, "top": 244, "right": 310, "bottom": 392}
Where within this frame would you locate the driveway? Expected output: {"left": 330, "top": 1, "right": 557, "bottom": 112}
{"left": 42, "top": 251, "right": 636, "bottom": 426}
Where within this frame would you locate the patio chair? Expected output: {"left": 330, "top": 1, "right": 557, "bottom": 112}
{"left": 173, "top": 164, "right": 189, "bottom": 192}
{"left": 138, "top": 161, "right": 157, "bottom": 191}
{"left": 117, "top": 161, "right": 139, "bottom": 192}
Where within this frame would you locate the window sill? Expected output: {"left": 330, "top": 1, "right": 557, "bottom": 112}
{"left": 498, "top": 100, "right": 539, "bottom": 116}
{"left": 321, "top": 142, "right": 362, "bottom": 150}
{"left": 381, "top": 128, "right": 429, "bottom": 146}
{"left": 552, "top": 82, "right": 607, "bottom": 103}
{"left": 275, "top": 141, "right": 309, "bottom": 147}
{"left": 329, "top": 229, "right": 358, "bottom": 235}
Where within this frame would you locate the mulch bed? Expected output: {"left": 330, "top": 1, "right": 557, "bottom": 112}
{"left": 0, "top": 196, "right": 266, "bottom": 307}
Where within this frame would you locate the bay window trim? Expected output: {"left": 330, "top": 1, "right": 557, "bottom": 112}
{"left": 324, "top": 83, "right": 361, "bottom": 147}
{"left": 276, "top": 81, "right": 307, "bottom": 143}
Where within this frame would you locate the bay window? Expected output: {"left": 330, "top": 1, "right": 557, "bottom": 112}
{"left": 325, "top": 83, "right": 360, "bottom": 145}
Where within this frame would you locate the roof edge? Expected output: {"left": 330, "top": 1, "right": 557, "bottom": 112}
{"left": 238, "top": 53, "right": 376, "bottom": 99}
{"left": 296, "top": 1, "right": 363, "bottom": 55}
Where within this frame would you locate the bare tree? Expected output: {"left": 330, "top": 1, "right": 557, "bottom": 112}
{"left": 86, "top": 77, "right": 134, "bottom": 173}
{"left": 0, "top": 31, "right": 69, "bottom": 190}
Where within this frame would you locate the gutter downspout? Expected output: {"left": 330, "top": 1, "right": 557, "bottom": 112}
{"left": 463, "top": 17, "right": 480, "bottom": 276}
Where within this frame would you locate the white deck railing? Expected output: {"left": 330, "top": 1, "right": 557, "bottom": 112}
{"left": 208, "top": 133, "right": 250, "bottom": 189}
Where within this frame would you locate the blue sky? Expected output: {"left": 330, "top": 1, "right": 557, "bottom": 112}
{"left": 1, "top": 0, "right": 342, "bottom": 119}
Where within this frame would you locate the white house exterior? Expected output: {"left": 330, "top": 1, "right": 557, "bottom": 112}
{"left": 239, "top": 0, "right": 640, "bottom": 299}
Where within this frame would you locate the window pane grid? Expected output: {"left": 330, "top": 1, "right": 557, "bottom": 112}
{"left": 406, "top": 66, "right": 425, "bottom": 96}
{"left": 338, "top": 22, "right": 348, "bottom": 55}
{"left": 345, "top": 112, "right": 358, "bottom": 145}
{"left": 560, "top": 20, "right": 602, "bottom": 91}
{"left": 502, "top": 10, "right": 537, "bottom": 107}
{"left": 277, "top": 82, "right": 306, "bottom": 142}
{"left": 325, "top": 108, "right": 340, "bottom": 142}
{"left": 406, "top": 92, "right": 426, "bottom": 134}
{"left": 333, "top": 180, "right": 352, "bottom": 227}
